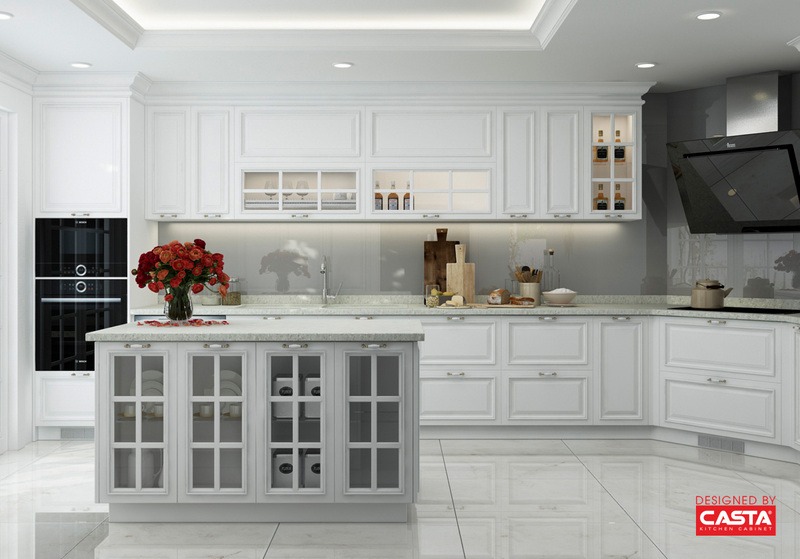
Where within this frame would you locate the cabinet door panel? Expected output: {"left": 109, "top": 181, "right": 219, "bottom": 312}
{"left": 597, "top": 319, "right": 644, "bottom": 421}
{"left": 506, "top": 320, "right": 588, "bottom": 366}
{"left": 542, "top": 109, "right": 581, "bottom": 216}
{"left": 239, "top": 110, "right": 361, "bottom": 158}
{"left": 194, "top": 108, "right": 231, "bottom": 216}
{"left": 500, "top": 111, "right": 536, "bottom": 215}
{"left": 662, "top": 321, "right": 776, "bottom": 378}
{"left": 147, "top": 108, "right": 189, "bottom": 216}
{"left": 420, "top": 319, "right": 496, "bottom": 365}
{"left": 371, "top": 110, "right": 492, "bottom": 158}
{"left": 35, "top": 372, "right": 94, "bottom": 425}
{"left": 662, "top": 378, "right": 776, "bottom": 439}
{"left": 506, "top": 375, "right": 589, "bottom": 422}
{"left": 419, "top": 372, "right": 498, "bottom": 423}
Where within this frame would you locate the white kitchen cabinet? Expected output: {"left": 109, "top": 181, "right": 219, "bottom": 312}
{"left": 419, "top": 317, "right": 497, "bottom": 366}
{"left": 369, "top": 108, "right": 493, "bottom": 159}
{"left": 256, "top": 342, "right": 334, "bottom": 502}
{"left": 179, "top": 342, "right": 255, "bottom": 502}
{"left": 236, "top": 166, "right": 362, "bottom": 220}
{"left": 236, "top": 108, "right": 362, "bottom": 159}
{"left": 498, "top": 110, "right": 537, "bottom": 219}
{"left": 34, "top": 99, "right": 127, "bottom": 217}
{"left": 35, "top": 371, "right": 95, "bottom": 426}
{"left": 504, "top": 317, "right": 590, "bottom": 367}
{"left": 96, "top": 342, "right": 177, "bottom": 503}
{"left": 505, "top": 371, "right": 590, "bottom": 423}
{"left": 368, "top": 165, "right": 493, "bottom": 220}
{"left": 788, "top": 327, "right": 800, "bottom": 451}
{"left": 595, "top": 317, "right": 646, "bottom": 423}
{"left": 419, "top": 369, "right": 501, "bottom": 424}
{"left": 146, "top": 106, "right": 233, "bottom": 220}
{"left": 540, "top": 107, "right": 583, "bottom": 220}
{"left": 657, "top": 317, "right": 782, "bottom": 444}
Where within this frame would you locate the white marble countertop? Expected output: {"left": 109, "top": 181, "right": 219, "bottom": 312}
{"left": 129, "top": 295, "right": 800, "bottom": 325}
{"left": 87, "top": 317, "right": 425, "bottom": 342}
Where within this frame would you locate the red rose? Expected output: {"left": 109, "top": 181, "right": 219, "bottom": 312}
{"left": 157, "top": 269, "right": 170, "bottom": 280}
{"left": 171, "top": 259, "right": 185, "bottom": 271}
{"left": 148, "top": 283, "right": 160, "bottom": 293}
{"left": 191, "top": 283, "right": 204, "bottom": 294}
{"left": 164, "top": 293, "right": 174, "bottom": 302}
{"left": 208, "top": 277, "right": 217, "bottom": 286}
{"left": 212, "top": 253, "right": 223, "bottom": 262}
{"left": 159, "top": 250, "right": 173, "bottom": 263}
{"left": 192, "top": 266, "right": 203, "bottom": 276}
{"left": 201, "top": 255, "right": 213, "bottom": 268}
{"left": 194, "top": 238, "right": 206, "bottom": 249}
{"left": 170, "top": 277, "right": 183, "bottom": 288}
{"left": 189, "top": 248, "right": 203, "bottom": 261}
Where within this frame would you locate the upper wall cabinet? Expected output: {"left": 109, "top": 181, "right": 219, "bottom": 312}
{"left": 146, "top": 106, "right": 233, "bottom": 220}
{"left": 35, "top": 99, "right": 128, "bottom": 217}
{"left": 498, "top": 110, "right": 537, "bottom": 218}
{"left": 540, "top": 107, "right": 583, "bottom": 220}
{"left": 235, "top": 108, "right": 362, "bottom": 160}
{"left": 368, "top": 108, "right": 494, "bottom": 159}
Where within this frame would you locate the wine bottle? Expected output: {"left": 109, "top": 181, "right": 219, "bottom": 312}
{"left": 403, "top": 181, "right": 412, "bottom": 210}
{"left": 614, "top": 129, "right": 625, "bottom": 162}
{"left": 374, "top": 181, "right": 383, "bottom": 210}
{"left": 594, "top": 129, "right": 608, "bottom": 162}
{"left": 388, "top": 181, "right": 399, "bottom": 210}
{"left": 614, "top": 183, "right": 626, "bottom": 210}
{"left": 594, "top": 184, "right": 608, "bottom": 211}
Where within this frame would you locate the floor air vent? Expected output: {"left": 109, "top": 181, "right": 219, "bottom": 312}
{"left": 698, "top": 434, "right": 745, "bottom": 454}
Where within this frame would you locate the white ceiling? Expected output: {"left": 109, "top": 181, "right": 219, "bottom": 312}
{"left": 0, "top": 0, "right": 799, "bottom": 93}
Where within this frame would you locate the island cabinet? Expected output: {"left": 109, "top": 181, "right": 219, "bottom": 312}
{"left": 92, "top": 320, "right": 421, "bottom": 522}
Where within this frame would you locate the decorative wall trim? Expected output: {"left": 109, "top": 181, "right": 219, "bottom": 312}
{"left": 68, "top": 0, "right": 143, "bottom": 49}
{"left": 0, "top": 52, "right": 37, "bottom": 93}
{"left": 31, "top": 72, "right": 151, "bottom": 100}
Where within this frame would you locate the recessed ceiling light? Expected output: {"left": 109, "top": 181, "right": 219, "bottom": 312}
{"left": 0, "top": 12, "right": 14, "bottom": 20}
{"left": 71, "top": 62, "right": 93, "bottom": 69}
{"left": 332, "top": 62, "right": 354, "bottom": 69}
{"left": 636, "top": 62, "right": 656, "bottom": 69}
{"left": 696, "top": 11, "right": 721, "bottom": 20}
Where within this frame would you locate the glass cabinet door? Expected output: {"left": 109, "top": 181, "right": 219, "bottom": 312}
{"left": 341, "top": 344, "right": 408, "bottom": 496}
{"left": 241, "top": 170, "right": 359, "bottom": 215}
{"left": 371, "top": 169, "right": 492, "bottom": 217}
{"left": 109, "top": 349, "right": 169, "bottom": 495}
{"left": 589, "top": 112, "right": 636, "bottom": 216}
{"left": 184, "top": 343, "right": 251, "bottom": 500}
{"left": 261, "top": 343, "right": 330, "bottom": 500}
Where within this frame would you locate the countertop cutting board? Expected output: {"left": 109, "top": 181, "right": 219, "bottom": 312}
{"left": 423, "top": 229, "right": 459, "bottom": 292}
{"left": 446, "top": 244, "right": 476, "bottom": 304}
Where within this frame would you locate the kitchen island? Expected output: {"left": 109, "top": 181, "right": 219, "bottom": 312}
{"left": 87, "top": 318, "right": 424, "bottom": 523}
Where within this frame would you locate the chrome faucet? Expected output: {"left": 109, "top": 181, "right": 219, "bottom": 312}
{"left": 320, "top": 256, "right": 342, "bottom": 305}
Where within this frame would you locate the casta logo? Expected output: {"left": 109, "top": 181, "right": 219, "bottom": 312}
{"left": 727, "top": 142, "right": 736, "bottom": 148}
{"left": 695, "top": 495, "right": 777, "bottom": 536}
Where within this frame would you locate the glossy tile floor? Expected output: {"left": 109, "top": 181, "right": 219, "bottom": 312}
{"left": 1, "top": 439, "right": 799, "bottom": 558}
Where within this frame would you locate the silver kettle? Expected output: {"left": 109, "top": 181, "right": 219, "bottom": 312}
{"left": 690, "top": 279, "right": 733, "bottom": 309}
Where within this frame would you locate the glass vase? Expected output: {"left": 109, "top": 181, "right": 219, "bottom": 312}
{"left": 164, "top": 286, "right": 193, "bottom": 322}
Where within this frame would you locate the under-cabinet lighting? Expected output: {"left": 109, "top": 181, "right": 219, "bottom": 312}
{"left": 71, "top": 62, "right": 93, "bottom": 69}
{"left": 332, "top": 62, "right": 354, "bottom": 69}
{"left": 696, "top": 12, "right": 721, "bottom": 20}
{"left": 635, "top": 62, "right": 656, "bottom": 69}
{"left": 0, "top": 12, "right": 13, "bottom": 20}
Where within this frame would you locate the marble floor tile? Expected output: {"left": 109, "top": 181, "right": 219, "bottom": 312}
{"left": 61, "top": 520, "right": 109, "bottom": 559}
{"left": 440, "top": 439, "right": 572, "bottom": 457}
{"left": 0, "top": 513, "right": 107, "bottom": 559}
{"left": 0, "top": 441, "right": 66, "bottom": 481}
{"left": 417, "top": 453, "right": 455, "bottom": 510}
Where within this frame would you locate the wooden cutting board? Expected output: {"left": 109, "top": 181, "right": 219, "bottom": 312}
{"left": 423, "top": 229, "right": 459, "bottom": 292}
{"left": 447, "top": 244, "right": 476, "bottom": 304}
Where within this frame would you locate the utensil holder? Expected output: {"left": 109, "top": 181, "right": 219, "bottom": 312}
{"left": 519, "top": 282, "right": 541, "bottom": 306}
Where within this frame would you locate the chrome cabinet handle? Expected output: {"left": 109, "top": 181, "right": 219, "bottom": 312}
{"left": 446, "top": 372, "right": 465, "bottom": 377}
{"left": 291, "top": 214, "right": 309, "bottom": 219}
{"left": 552, "top": 214, "right": 572, "bottom": 218}
{"left": 159, "top": 214, "right": 178, "bottom": 218}
{"left": 538, "top": 316, "right": 557, "bottom": 321}
{"left": 262, "top": 316, "right": 282, "bottom": 320}
{"left": 355, "top": 316, "right": 374, "bottom": 320}
{"left": 203, "top": 343, "right": 230, "bottom": 349}
{"left": 422, "top": 214, "right": 440, "bottom": 219}
{"left": 707, "top": 320, "right": 727, "bottom": 325}
{"left": 611, "top": 316, "right": 631, "bottom": 321}
{"left": 361, "top": 343, "right": 387, "bottom": 349}
{"left": 604, "top": 214, "right": 624, "bottom": 219}
{"left": 707, "top": 378, "right": 727, "bottom": 384}
{"left": 82, "top": 372, "right": 91, "bottom": 377}
{"left": 446, "top": 316, "right": 465, "bottom": 321}
{"left": 538, "top": 372, "right": 558, "bottom": 377}
{"left": 282, "top": 343, "right": 308, "bottom": 349}
{"left": 203, "top": 214, "right": 222, "bottom": 218}
{"left": 124, "top": 343, "right": 151, "bottom": 349}
{"left": 509, "top": 214, "right": 528, "bottom": 219}
{"left": 70, "top": 212, "right": 90, "bottom": 217}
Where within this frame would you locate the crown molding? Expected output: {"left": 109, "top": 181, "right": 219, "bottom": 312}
{"left": 144, "top": 81, "right": 656, "bottom": 104}
{"left": 789, "top": 35, "right": 800, "bottom": 52}
{"left": 0, "top": 51, "right": 38, "bottom": 93}
{"left": 530, "top": 0, "right": 578, "bottom": 49}
{"left": 32, "top": 72, "right": 152, "bottom": 98}
{"left": 69, "top": 0, "right": 143, "bottom": 49}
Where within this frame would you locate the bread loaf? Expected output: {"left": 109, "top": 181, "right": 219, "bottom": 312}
{"left": 487, "top": 288, "right": 511, "bottom": 305}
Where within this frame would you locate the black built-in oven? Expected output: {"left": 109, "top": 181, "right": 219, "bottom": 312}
{"left": 35, "top": 218, "right": 128, "bottom": 371}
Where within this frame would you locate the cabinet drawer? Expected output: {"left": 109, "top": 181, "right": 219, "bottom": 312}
{"left": 661, "top": 320, "right": 776, "bottom": 379}
{"left": 505, "top": 372, "right": 589, "bottom": 422}
{"left": 35, "top": 371, "right": 95, "bottom": 425}
{"left": 662, "top": 377, "right": 777, "bottom": 440}
{"left": 419, "top": 370, "right": 499, "bottom": 424}
{"left": 505, "top": 319, "right": 589, "bottom": 366}
{"left": 419, "top": 318, "right": 496, "bottom": 366}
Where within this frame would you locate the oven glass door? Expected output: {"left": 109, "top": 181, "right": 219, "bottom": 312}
{"left": 35, "top": 280, "right": 128, "bottom": 371}
{"left": 35, "top": 218, "right": 127, "bottom": 277}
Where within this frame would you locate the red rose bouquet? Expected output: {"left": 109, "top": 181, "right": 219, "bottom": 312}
{"left": 132, "top": 238, "right": 229, "bottom": 320}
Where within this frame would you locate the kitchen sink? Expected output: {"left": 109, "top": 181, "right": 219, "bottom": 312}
{"left": 670, "top": 306, "right": 800, "bottom": 315}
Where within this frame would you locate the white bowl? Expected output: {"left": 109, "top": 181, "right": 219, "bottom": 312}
{"left": 542, "top": 290, "right": 577, "bottom": 305}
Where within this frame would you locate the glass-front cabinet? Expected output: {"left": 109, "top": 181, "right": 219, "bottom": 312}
{"left": 180, "top": 342, "right": 254, "bottom": 502}
{"left": 256, "top": 343, "right": 334, "bottom": 502}
{"left": 588, "top": 111, "right": 638, "bottom": 219}
{"left": 237, "top": 168, "right": 360, "bottom": 219}
{"left": 369, "top": 167, "right": 493, "bottom": 219}
{"left": 336, "top": 343, "right": 414, "bottom": 502}
{"left": 97, "top": 342, "right": 176, "bottom": 503}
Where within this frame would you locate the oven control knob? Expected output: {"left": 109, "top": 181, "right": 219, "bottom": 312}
{"left": 75, "top": 264, "right": 87, "bottom": 276}
{"left": 75, "top": 281, "right": 87, "bottom": 293}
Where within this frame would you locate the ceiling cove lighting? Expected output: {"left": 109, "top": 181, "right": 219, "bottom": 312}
{"left": 696, "top": 12, "right": 721, "bottom": 20}
{"left": 71, "top": 62, "right": 93, "bottom": 69}
{"left": 0, "top": 12, "right": 14, "bottom": 20}
{"left": 332, "top": 62, "right": 354, "bottom": 69}
{"left": 636, "top": 62, "right": 656, "bottom": 69}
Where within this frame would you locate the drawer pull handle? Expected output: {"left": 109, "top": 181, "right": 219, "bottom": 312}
{"left": 355, "top": 316, "right": 374, "bottom": 320}
{"left": 203, "top": 214, "right": 222, "bottom": 218}
{"left": 422, "top": 214, "right": 440, "bottom": 219}
{"left": 203, "top": 343, "right": 230, "bottom": 349}
{"left": 291, "top": 214, "right": 309, "bottom": 219}
{"left": 124, "top": 343, "right": 151, "bottom": 349}
{"left": 611, "top": 316, "right": 631, "bottom": 321}
{"left": 446, "top": 316, "right": 465, "bottom": 321}
{"left": 553, "top": 214, "right": 572, "bottom": 219}
{"left": 509, "top": 214, "right": 528, "bottom": 219}
{"left": 83, "top": 372, "right": 91, "bottom": 377}
{"left": 70, "top": 212, "right": 91, "bottom": 217}
{"left": 159, "top": 214, "right": 178, "bottom": 218}
{"left": 446, "top": 372, "right": 465, "bottom": 377}
{"left": 263, "top": 316, "right": 282, "bottom": 320}
{"left": 707, "top": 378, "right": 727, "bottom": 384}
{"left": 361, "top": 343, "right": 387, "bottom": 349}
{"left": 707, "top": 320, "right": 727, "bottom": 325}
{"left": 282, "top": 343, "right": 308, "bottom": 349}
{"left": 538, "top": 316, "right": 557, "bottom": 321}
{"left": 604, "top": 214, "right": 624, "bottom": 219}
{"left": 70, "top": 372, "right": 77, "bottom": 376}
{"left": 539, "top": 372, "right": 558, "bottom": 377}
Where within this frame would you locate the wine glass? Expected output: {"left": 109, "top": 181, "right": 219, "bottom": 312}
{"left": 282, "top": 179, "right": 293, "bottom": 201}
{"left": 296, "top": 179, "right": 309, "bottom": 201}
{"left": 265, "top": 179, "right": 276, "bottom": 202}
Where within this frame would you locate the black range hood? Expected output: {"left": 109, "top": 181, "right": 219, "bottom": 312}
{"left": 667, "top": 130, "right": 800, "bottom": 233}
